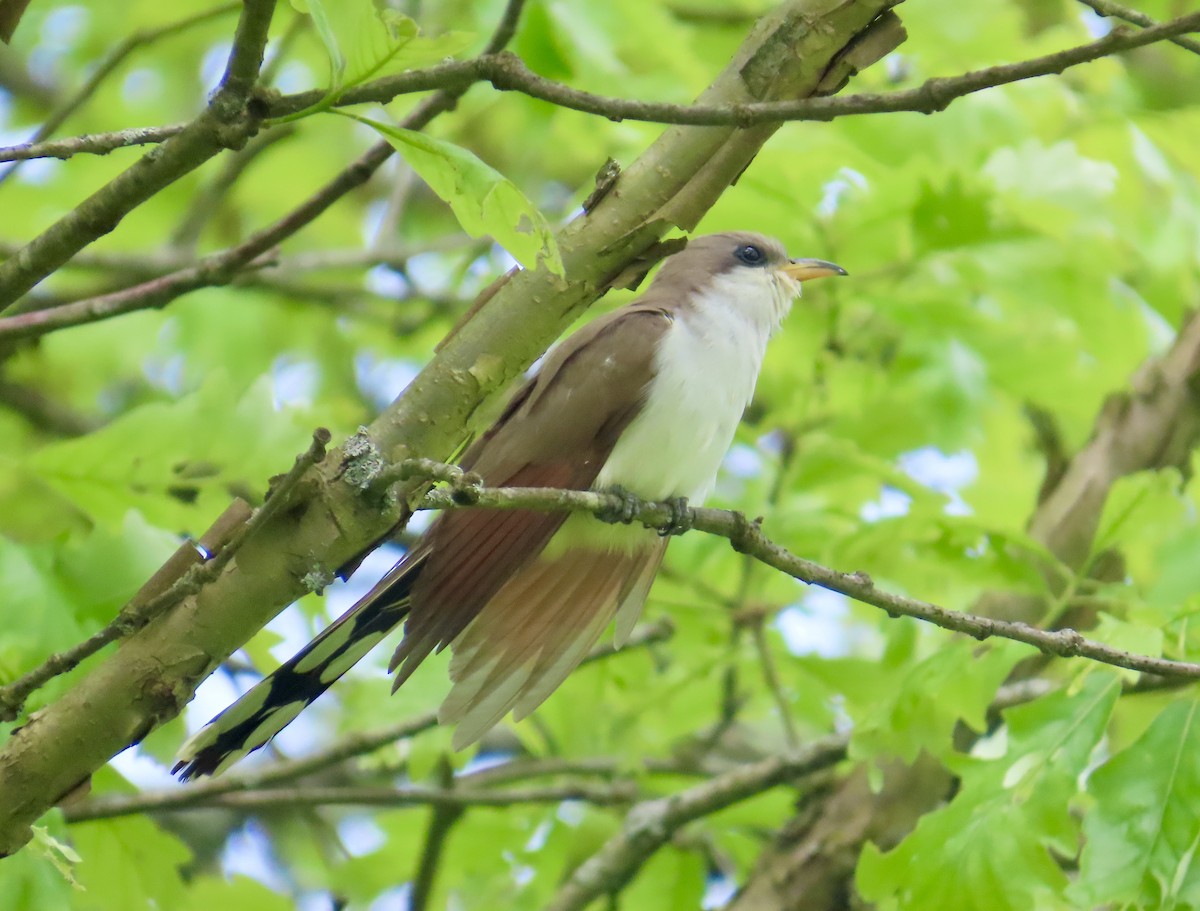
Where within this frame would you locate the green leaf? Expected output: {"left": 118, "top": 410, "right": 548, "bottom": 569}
{"left": 346, "top": 113, "right": 564, "bottom": 275}
{"left": 71, "top": 815, "right": 191, "bottom": 910}
{"left": 286, "top": 1, "right": 472, "bottom": 116}
{"left": 181, "top": 875, "right": 293, "bottom": 911}
{"left": 2, "top": 816, "right": 77, "bottom": 910}
{"left": 291, "top": 0, "right": 346, "bottom": 91}
{"left": 1072, "top": 695, "right": 1200, "bottom": 908}
{"left": 30, "top": 825, "right": 83, "bottom": 891}
{"left": 858, "top": 671, "right": 1120, "bottom": 910}
{"left": 31, "top": 373, "right": 311, "bottom": 529}
{"left": 622, "top": 846, "right": 706, "bottom": 911}
{"left": 805, "top": 634, "right": 1024, "bottom": 765}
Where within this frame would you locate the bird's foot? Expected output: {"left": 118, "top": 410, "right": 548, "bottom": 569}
{"left": 658, "top": 496, "right": 692, "bottom": 537}
{"left": 597, "top": 485, "right": 641, "bottom": 525}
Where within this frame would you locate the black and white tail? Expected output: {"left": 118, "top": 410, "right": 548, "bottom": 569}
{"left": 172, "top": 564, "right": 420, "bottom": 780}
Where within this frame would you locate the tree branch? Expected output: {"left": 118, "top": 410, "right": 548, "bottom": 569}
{"left": 66, "top": 781, "right": 639, "bottom": 821}
{"left": 267, "top": 12, "right": 1200, "bottom": 126}
{"left": 0, "top": 378, "right": 99, "bottom": 436}
{"left": 8, "top": 9, "right": 1196, "bottom": 167}
{"left": 545, "top": 737, "right": 849, "bottom": 911}
{"left": 377, "top": 472, "right": 1200, "bottom": 684}
{"left": 1076, "top": 0, "right": 1200, "bottom": 56}
{"left": 0, "top": 124, "right": 187, "bottom": 163}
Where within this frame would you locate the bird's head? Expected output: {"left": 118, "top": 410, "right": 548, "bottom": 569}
{"left": 649, "top": 231, "right": 846, "bottom": 331}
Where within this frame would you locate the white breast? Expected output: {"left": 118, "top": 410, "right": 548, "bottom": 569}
{"left": 596, "top": 268, "right": 795, "bottom": 503}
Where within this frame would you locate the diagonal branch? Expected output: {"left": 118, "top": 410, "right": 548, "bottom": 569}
{"left": 545, "top": 737, "right": 849, "bottom": 911}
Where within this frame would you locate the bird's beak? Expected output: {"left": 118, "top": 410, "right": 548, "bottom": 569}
{"left": 780, "top": 259, "right": 848, "bottom": 282}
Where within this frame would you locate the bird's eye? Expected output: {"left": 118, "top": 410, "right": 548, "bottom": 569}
{"left": 735, "top": 244, "right": 765, "bottom": 266}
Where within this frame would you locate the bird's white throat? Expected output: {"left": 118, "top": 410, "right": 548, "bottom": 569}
{"left": 596, "top": 267, "right": 798, "bottom": 503}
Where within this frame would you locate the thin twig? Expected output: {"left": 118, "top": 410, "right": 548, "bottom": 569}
{"left": 66, "top": 781, "right": 637, "bottom": 820}
{"left": 0, "top": 124, "right": 187, "bottom": 162}
{"left": 269, "top": 13, "right": 1200, "bottom": 124}
{"left": 0, "top": 378, "right": 100, "bottom": 436}
{"left": 7, "top": 11, "right": 1198, "bottom": 166}
{"left": 1076, "top": 0, "right": 1200, "bottom": 56}
{"left": 394, "top": 470, "right": 1200, "bottom": 684}
{"left": 481, "top": 0, "right": 529, "bottom": 55}
{"left": 0, "top": 239, "right": 470, "bottom": 277}
{"left": 410, "top": 757, "right": 465, "bottom": 911}
{"left": 749, "top": 618, "right": 799, "bottom": 748}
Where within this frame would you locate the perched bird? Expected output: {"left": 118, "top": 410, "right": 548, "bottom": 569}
{"left": 174, "top": 231, "right": 845, "bottom": 779}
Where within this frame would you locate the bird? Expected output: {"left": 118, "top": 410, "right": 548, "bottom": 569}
{"left": 173, "top": 231, "right": 845, "bottom": 779}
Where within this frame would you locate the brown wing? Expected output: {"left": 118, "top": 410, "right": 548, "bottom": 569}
{"left": 388, "top": 305, "right": 674, "bottom": 686}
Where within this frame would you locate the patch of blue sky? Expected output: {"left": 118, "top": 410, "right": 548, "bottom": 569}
{"left": 1079, "top": 7, "right": 1113, "bottom": 38}
{"left": 368, "top": 886, "right": 413, "bottom": 911}
{"left": 899, "top": 446, "right": 976, "bottom": 515}
{"left": 366, "top": 263, "right": 410, "bottom": 298}
{"left": 28, "top": 5, "right": 89, "bottom": 83}
{"left": 121, "top": 67, "right": 162, "bottom": 105}
{"left": 270, "top": 356, "right": 319, "bottom": 410}
{"left": 222, "top": 821, "right": 291, "bottom": 893}
{"left": 723, "top": 442, "right": 763, "bottom": 480}
{"left": 199, "top": 41, "right": 233, "bottom": 94}
{"left": 703, "top": 871, "right": 738, "bottom": 909}
{"left": 354, "top": 351, "right": 421, "bottom": 411}
{"left": 776, "top": 588, "right": 858, "bottom": 658}
{"left": 817, "top": 166, "right": 868, "bottom": 218}
{"left": 860, "top": 447, "right": 978, "bottom": 522}
{"left": 338, "top": 815, "right": 387, "bottom": 857}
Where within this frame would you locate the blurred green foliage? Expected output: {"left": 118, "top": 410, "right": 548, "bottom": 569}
{"left": 1, "top": 0, "right": 1200, "bottom": 908}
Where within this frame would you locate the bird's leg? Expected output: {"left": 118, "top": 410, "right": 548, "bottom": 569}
{"left": 658, "top": 496, "right": 692, "bottom": 537}
{"left": 596, "top": 485, "right": 642, "bottom": 525}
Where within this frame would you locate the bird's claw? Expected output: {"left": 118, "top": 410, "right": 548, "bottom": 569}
{"left": 597, "top": 485, "right": 641, "bottom": 525}
{"left": 658, "top": 496, "right": 692, "bottom": 537}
